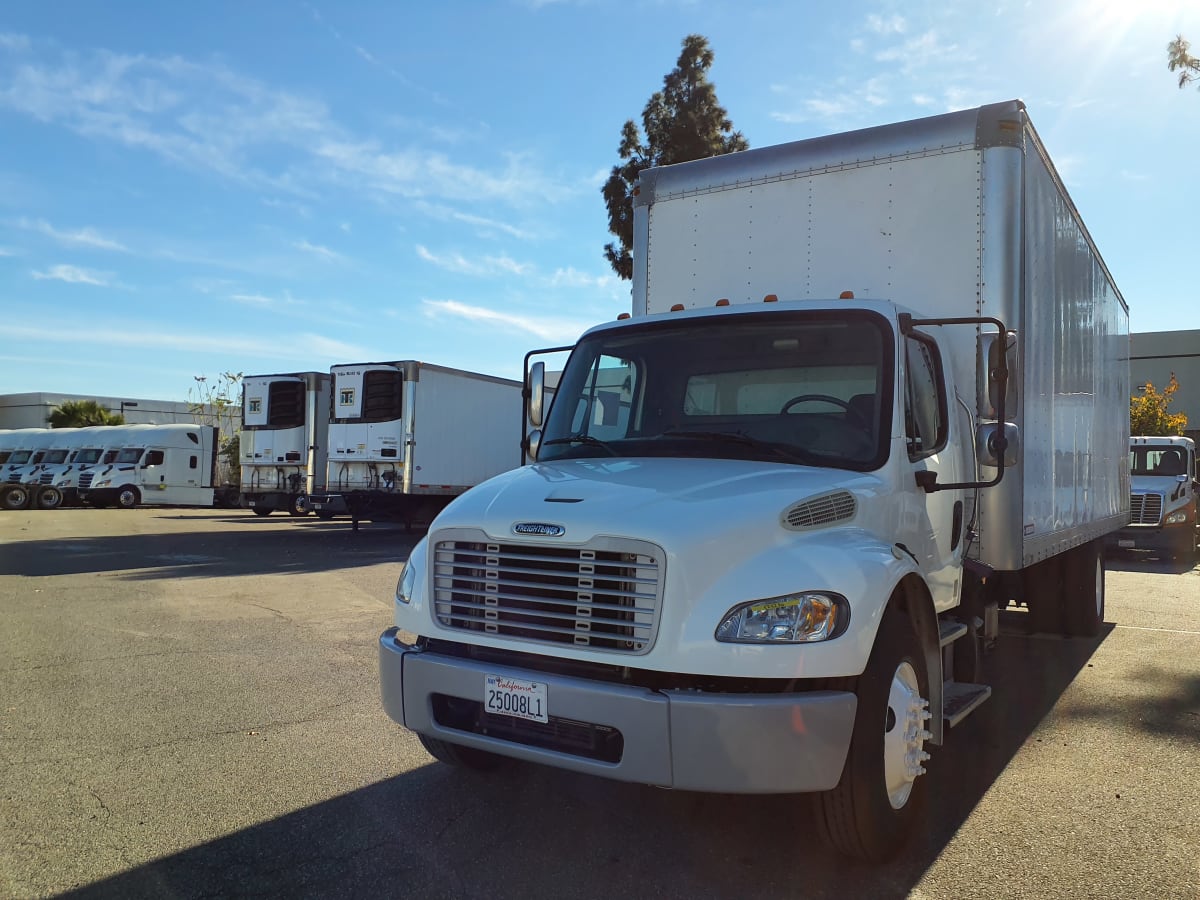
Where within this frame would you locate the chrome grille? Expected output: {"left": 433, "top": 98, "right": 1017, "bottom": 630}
{"left": 1129, "top": 493, "right": 1164, "bottom": 526}
{"left": 432, "top": 530, "right": 664, "bottom": 655}
{"left": 78, "top": 472, "right": 94, "bottom": 489}
{"left": 40, "top": 473, "right": 54, "bottom": 485}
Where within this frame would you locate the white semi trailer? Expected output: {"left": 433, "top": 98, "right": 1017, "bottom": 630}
{"left": 238, "top": 371, "right": 333, "bottom": 517}
{"left": 311, "top": 361, "right": 523, "bottom": 530}
{"left": 1109, "top": 436, "right": 1198, "bottom": 560}
{"left": 377, "top": 101, "right": 1131, "bottom": 861}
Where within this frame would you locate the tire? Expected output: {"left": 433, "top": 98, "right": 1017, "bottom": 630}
{"left": 35, "top": 486, "right": 64, "bottom": 510}
{"left": 116, "top": 486, "right": 141, "bottom": 510}
{"left": 813, "top": 606, "right": 931, "bottom": 862}
{"left": 1064, "top": 541, "right": 1104, "bottom": 638}
{"left": 288, "top": 495, "right": 310, "bottom": 517}
{"left": 252, "top": 506, "right": 273, "bottom": 517}
{"left": 315, "top": 510, "right": 335, "bottom": 520}
{"left": 418, "top": 734, "right": 507, "bottom": 772}
{"left": 1022, "top": 554, "right": 1065, "bottom": 635}
{"left": 2, "top": 484, "right": 32, "bottom": 511}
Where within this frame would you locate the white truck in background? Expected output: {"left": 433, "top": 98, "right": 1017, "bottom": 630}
{"left": 1, "top": 429, "right": 50, "bottom": 510}
{"left": 310, "top": 361, "right": 523, "bottom": 530}
{"left": 79, "top": 424, "right": 223, "bottom": 509}
{"left": 238, "top": 371, "right": 333, "bottom": 518}
{"left": 378, "top": 101, "right": 1131, "bottom": 861}
{"left": 1109, "top": 436, "right": 1198, "bottom": 560}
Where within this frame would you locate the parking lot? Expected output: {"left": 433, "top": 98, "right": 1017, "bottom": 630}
{"left": 1, "top": 508, "right": 1198, "bottom": 899}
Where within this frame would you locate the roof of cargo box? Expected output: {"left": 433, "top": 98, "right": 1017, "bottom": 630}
{"left": 635, "top": 100, "right": 1026, "bottom": 205}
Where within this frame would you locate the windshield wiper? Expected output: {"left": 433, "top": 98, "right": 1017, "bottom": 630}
{"left": 541, "top": 433, "right": 619, "bottom": 456}
{"left": 659, "top": 429, "right": 816, "bottom": 465}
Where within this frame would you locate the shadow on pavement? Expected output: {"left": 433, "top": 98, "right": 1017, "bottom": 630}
{"left": 61, "top": 629, "right": 1110, "bottom": 900}
{"left": 0, "top": 522, "right": 417, "bottom": 580}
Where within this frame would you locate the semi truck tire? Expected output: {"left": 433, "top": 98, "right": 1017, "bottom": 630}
{"left": 252, "top": 507, "right": 273, "bottom": 517}
{"left": 289, "top": 495, "right": 310, "bottom": 517}
{"left": 813, "top": 606, "right": 930, "bottom": 862}
{"left": 35, "top": 486, "right": 64, "bottom": 510}
{"left": 2, "top": 484, "right": 32, "bottom": 510}
{"left": 1022, "top": 554, "right": 1065, "bottom": 635}
{"left": 1064, "top": 541, "right": 1104, "bottom": 638}
{"left": 418, "top": 734, "right": 507, "bottom": 772}
{"left": 116, "top": 486, "right": 141, "bottom": 510}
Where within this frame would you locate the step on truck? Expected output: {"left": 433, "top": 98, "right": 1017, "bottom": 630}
{"left": 1109, "top": 436, "right": 1198, "bottom": 560}
{"left": 310, "top": 361, "right": 523, "bottom": 530}
{"left": 378, "top": 100, "right": 1130, "bottom": 861}
{"left": 238, "top": 371, "right": 333, "bottom": 518}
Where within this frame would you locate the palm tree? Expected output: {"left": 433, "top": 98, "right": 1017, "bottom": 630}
{"left": 47, "top": 400, "right": 125, "bottom": 428}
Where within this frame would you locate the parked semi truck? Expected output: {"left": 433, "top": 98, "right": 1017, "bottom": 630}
{"left": 379, "top": 101, "right": 1129, "bottom": 860}
{"left": 79, "top": 424, "right": 223, "bottom": 509}
{"left": 238, "top": 371, "right": 332, "bottom": 517}
{"left": 1, "top": 429, "right": 49, "bottom": 509}
{"left": 1109, "top": 436, "right": 1198, "bottom": 560}
{"left": 310, "top": 361, "right": 522, "bottom": 530}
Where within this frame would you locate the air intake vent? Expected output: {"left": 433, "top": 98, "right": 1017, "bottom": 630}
{"left": 1129, "top": 492, "right": 1164, "bottom": 526}
{"left": 782, "top": 491, "right": 857, "bottom": 530}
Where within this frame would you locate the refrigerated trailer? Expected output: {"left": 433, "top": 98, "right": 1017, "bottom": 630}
{"left": 311, "top": 361, "right": 523, "bottom": 529}
{"left": 238, "top": 371, "right": 332, "bottom": 517}
{"left": 378, "top": 100, "right": 1130, "bottom": 861}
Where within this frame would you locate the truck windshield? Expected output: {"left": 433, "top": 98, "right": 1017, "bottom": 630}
{"left": 1130, "top": 447, "right": 1187, "bottom": 477}
{"left": 9, "top": 451, "right": 32, "bottom": 464}
{"left": 44, "top": 450, "right": 69, "bottom": 464}
{"left": 116, "top": 448, "right": 144, "bottom": 464}
{"left": 539, "top": 310, "right": 893, "bottom": 470}
{"left": 75, "top": 449, "right": 102, "bottom": 464}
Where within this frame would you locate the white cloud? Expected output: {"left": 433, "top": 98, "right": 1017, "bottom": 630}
{"left": 416, "top": 245, "right": 531, "bottom": 277}
{"left": 1119, "top": 170, "right": 1149, "bottom": 182}
{"left": 422, "top": 299, "right": 591, "bottom": 343}
{"left": 0, "top": 246, "right": 17, "bottom": 256}
{"left": 413, "top": 201, "right": 535, "bottom": 241}
{"left": 231, "top": 291, "right": 303, "bottom": 309}
{"left": 31, "top": 264, "right": 112, "bottom": 285}
{"left": 0, "top": 322, "right": 369, "bottom": 362}
{"left": 19, "top": 217, "right": 127, "bottom": 251}
{"left": 547, "top": 267, "right": 617, "bottom": 290}
{"left": 293, "top": 239, "right": 345, "bottom": 263}
{"left": 866, "top": 14, "right": 907, "bottom": 35}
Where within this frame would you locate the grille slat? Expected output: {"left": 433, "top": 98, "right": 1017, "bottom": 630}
{"left": 1129, "top": 493, "right": 1164, "bottom": 526}
{"left": 432, "top": 532, "right": 664, "bottom": 655}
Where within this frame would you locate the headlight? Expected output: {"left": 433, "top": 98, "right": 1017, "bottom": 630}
{"left": 395, "top": 537, "right": 427, "bottom": 605}
{"left": 1165, "top": 510, "right": 1189, "bottom": 525}
{"left": 96, "top": 479, "right": 112, "bottom": 487}
{"left": 715, "top": 592, "right": 849, "bottom": 644}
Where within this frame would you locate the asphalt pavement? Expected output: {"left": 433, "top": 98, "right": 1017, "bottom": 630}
{"left": 1, "top": 508, "right": 1197, "bottom": 899}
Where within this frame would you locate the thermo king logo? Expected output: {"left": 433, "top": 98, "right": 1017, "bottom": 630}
{"left": 513, "top": 522, "right": 566, "bottom": 537}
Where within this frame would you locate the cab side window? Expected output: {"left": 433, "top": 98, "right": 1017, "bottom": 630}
{"left": 905, "top": 334, "right": 947, "bottom": 460}
{"left": 145, "top": 450, "right": 165, "bottom": 466}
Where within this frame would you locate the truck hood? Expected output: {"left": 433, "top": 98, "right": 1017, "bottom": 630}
{"left": 436, "top": 457, "right": 882, "bottom": 547}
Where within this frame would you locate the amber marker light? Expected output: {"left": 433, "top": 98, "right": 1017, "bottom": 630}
{"left": 763, "top": 294, "right": 778, "bottom": 302}
{"left": 715, "top": 298, "right": 730, "bottom": 306}
{"left": 670, "top": 303, "right": 685, "bottom": 311}
{"left": 617, "top": 313, "right": 631, "bottom": 320}
{"left": 839, "top": 291, "right": 855, "bottom": 299}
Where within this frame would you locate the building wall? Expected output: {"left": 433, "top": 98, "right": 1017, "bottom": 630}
{"left": 1130, "top": 330, "right": 1200, "bottom": 442}
{"left": 0, "top": 392, "right": 239, "bottom": 436}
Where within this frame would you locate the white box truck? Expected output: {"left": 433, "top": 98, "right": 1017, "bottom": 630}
{"left": 79, "top": 423, "right": 222, "bottom": 509}
{"left": 1108, "top": 436, "right": 1198, "bottom": 560}
{"left": 238, "top": 371, "right": 333, "bottom": 517}
{"left": 311, "top": 361, "right": 523, "bottom": 530}
{"left": 377, "top": 101, "right": 1130, "bottom": 860}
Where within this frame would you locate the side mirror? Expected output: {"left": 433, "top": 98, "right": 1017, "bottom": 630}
{"left": 528, "top": 361, "right": 546, "bottom": 428}
{"left": 976, "top": 422, "right": 1021, "bottom": 468}
{"left": 525, "top": 429, "right": 542, "bottom": 463}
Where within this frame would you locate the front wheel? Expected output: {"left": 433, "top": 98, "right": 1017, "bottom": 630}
{"left": 288, "top": 495, "right": 310, "bottom": 517}
{"left": 116, "top": 486, "right": 141, "bottom": 510}
{"left": 813, "top": 606, "right": 931, "bottom": 862}
{"left": 2, "top": 484, "right": 32, "bottom": 510}
{"left": 35, "top": 486, "right": 64, "bottom": 510}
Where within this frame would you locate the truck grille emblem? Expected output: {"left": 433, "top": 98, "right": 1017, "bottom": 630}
{"left": 513, "top": 522, "right": 566, "bottom": 537}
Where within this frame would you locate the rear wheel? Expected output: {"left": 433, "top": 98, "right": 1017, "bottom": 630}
{"left": 35, "top": 486, "right": 64, "bottom": 510}
{"left": 418, "top": 734, "right": 507, "bottom": 772}
{"left": 252, "top": 506, "right": 273, "bottom": 517}
{"left": 813, "top": 606, "right": 931, "bottom": 862}
{"left": 116, "top": 486, "right": 141, "bottom": 510}
{"left": 1064, "top": 541, "right": 1104, "bottom": 638}
{"left": 2, "top": 484, "right": 32, "bottom": 510}
{"left": 288, "top": 495, "right": 310, "bottom": 517}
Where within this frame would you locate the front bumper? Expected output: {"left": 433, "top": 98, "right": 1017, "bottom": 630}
{"left": 309, "top": 494, "right": 349, "bottom": 514}
{"left": 1108, "top": 525, "right": 1196, "bottom": 557}
{"left": 380, "top": 628, "right": 857, "bottom": 793}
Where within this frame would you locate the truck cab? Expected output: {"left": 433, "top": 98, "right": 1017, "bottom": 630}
{"left": 1, "top": 429, "right": 50, "bottom": 510}
{"left": 1111, "top": 436, "right": 1199, "bottom": 560}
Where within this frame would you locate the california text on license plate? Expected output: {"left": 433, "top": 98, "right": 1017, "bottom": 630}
{"left": 484, "top": 674, "right": 548, "bottom": 723}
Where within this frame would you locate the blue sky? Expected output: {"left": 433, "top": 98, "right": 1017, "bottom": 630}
{"left": 2, "top": 0, "right": 1198, "bottom": 401}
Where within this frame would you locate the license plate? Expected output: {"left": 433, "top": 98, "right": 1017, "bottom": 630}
{"left": 1118, "top": 539, "right": 1135, "bottom": 549}
{"left": 484, "top": 674, "right": 548, "bottom": 723}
